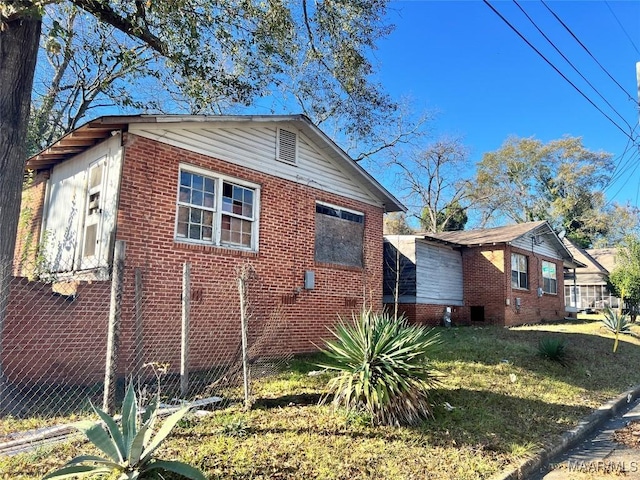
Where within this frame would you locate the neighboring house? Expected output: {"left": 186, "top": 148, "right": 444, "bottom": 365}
{"left": 384, "top": 221, "right": 580, "bottom": 326}
{"left": 11, "top": 114, "right": 403, "bottom": 384}
{"left": 563, "top": 239, "right": 619, "bottom": 311}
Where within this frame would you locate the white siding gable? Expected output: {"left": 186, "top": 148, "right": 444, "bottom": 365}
{"left": 512, "top": 233, "right": 563, "bottom": 260}
{"left": 415, "top": 240, "right": 463, "bottom": 306}
{"left": 129, "top": 122, "right": 382, "bottom": 207}
{"left": 42, "top": 134, "right": 122, "bottom": 275}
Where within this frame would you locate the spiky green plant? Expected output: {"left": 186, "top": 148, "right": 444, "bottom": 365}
{"left": 537, "top": 337, "right": 567, "bottom": 365}
{"left": 42, "top": 383, "right": 206, "bottom": 480}
{"left": 602, "top": 306, "right": 631, "bottom": 353}
{"left": 317, "top": 309, "right": 442, "bottom": 426}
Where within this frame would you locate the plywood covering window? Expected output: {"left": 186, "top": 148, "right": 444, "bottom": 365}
{"left": 315, "top": 202, "right": 364, "bottom": 267}
{"left": 511, "top": 253, "right": 528, "bottom": 289}
{"left": 175, "top": 165, "right": 259, "bottom": 250}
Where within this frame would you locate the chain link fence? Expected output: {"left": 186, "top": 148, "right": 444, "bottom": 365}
{"left": 1, "top": 240, "right": 293, "bottom": 429}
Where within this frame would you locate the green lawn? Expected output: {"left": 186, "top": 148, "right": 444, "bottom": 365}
{"left": 4, "top": 320, "right": 640, "bottom": 479}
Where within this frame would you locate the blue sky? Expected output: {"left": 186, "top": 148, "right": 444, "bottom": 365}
{"left": 373, "top": 0, "right": 640, "bottom": 208}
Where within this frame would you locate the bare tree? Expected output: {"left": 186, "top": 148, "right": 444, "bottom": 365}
{"left": 391, "top": 137, "right": 475, "bottom": 233}
{"left": 28, "top": 4, "right": 161, "bottom": 155}
{"left": 383, "top": 212, "right": 413, "bottom": 235}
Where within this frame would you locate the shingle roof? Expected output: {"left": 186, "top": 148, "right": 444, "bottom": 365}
{"left": 587, "top": 248, "right": 617, "bottom": 273}
{"left": 421, "top": 221, "right": 548, "bottom": 246}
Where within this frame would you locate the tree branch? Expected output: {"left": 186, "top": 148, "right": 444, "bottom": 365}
{"left": 68, "top": 0, "right": 167, "bottom": 56}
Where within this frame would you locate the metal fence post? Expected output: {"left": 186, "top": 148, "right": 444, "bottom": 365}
{"left": 181, "top": 262, "right": 191, "bottom": 397}
{"left": 103, "top": 240, "right": 125, "bottom": 413}
{"left": 133, "top": 268, "right": 144, "bottom": 379}
{"left": 237, "top": 268, "right": 251, "bottom": 410}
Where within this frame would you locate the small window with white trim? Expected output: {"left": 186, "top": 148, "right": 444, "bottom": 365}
{"left": 511, "top": 253, "right": 528, "bottom": 289}
{"left": 175, "top": 165, "right": 259, "bottom": 250}
{"left": 542, "top": 261, "right": 557, "bottom": 294}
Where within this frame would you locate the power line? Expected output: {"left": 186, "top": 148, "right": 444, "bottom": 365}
{"left": 605, "top": 148, "right": 640, "bottom": 204}
{"left": 605, "top": 0, "right": 640, "bottom": 57}
{"left": 541, "top": 0, "right": 637, "bottom": 105}
{"left": 514, "top": 0, "right": 635, "bottom": 132}
{"left": 602, "top": 124, "right": 640, "bottom": 207}
{"left": 483, "top": 0, "right": 638, "bottom": 145}
{"left": 607, "top": 123, "right": 638, "bottom": 183}
{"left": 607, "top": 138, "right": 640, "bottom": 189}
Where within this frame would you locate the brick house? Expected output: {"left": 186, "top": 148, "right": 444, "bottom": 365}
{"left": 384, "top": 221, "right": 580, "bottom": 326}
{"left": 11, "top": 114, "right": 403, "bottom": 385}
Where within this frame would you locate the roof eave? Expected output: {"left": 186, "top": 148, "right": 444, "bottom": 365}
{"left": 26, "top": 114, "right": 406, "bottom": 213}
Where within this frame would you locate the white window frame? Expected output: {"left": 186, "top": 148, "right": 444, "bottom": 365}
{"left": 542, "top": 260, "right": 557, "bottom": 294}
{"left": 511, "top": 253, "right": 528, "bottom": 290}
{"left": 174, "top": 164, "right": 260, "bottom": 251}
{"left": 80, "top": 156, "right": 107, "bottom": 267}
{"left": 315, "top": 201, "right": 364, "bottom": 223}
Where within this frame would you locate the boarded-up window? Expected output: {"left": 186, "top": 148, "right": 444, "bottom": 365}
{"left": 315, "top": 202, "right": 364, "bottom": 267}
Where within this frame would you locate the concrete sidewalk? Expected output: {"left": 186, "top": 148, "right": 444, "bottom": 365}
{"left": 534, "top": 397, "right": 640, "bottom": 479}
{"left": 492, "top": 385, "right": 640, "bottom": 480}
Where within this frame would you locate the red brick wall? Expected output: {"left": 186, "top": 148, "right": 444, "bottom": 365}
{"left": 3, "top": 278, "right": 111, "bottom": 384}
{"left": 503, "top": 246, "right": 565, "bottom": 326}
{"left": 113, "top": 134, "right": 384, "bottom": 374}
{"left": 13, "top": 171, "right": 49, "bottom": 277}
{"left": 385, "top": 303, "right": 470, "bottom": 327}
{"left": 462, "top": 246, "right": 508, "bottom": 325}
{"left": 458, "top": 245, "right": 565, "bottom": 326}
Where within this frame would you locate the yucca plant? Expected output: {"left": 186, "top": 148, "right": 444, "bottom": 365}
{"left": 537, "top": 337, "right": 567, "bottom": 365}
{"left": 602, "top": 306, "right": 631, "bottom": 353}
{"left": 43, "top": 383, "right": 206, "bottom": 480}
{"left": 317, "top": 309, "right": 442, "bottom": 426}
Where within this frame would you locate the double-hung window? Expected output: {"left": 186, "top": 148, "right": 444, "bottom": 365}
{"left": 542, "top": 261, "right": 557, "bottom": 294}
{"left": 175, "top": 165, "right": 259, "bottom": 250}
{"left": 511, "top": 253, "right": 528, "bottom": 289}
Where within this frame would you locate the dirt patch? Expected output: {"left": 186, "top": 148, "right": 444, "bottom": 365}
{"left": 613, "top": 420, "right": 640, "bottom": 448}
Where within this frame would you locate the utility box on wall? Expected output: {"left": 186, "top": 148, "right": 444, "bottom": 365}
{"left": 304, "top": 270, "right": 315, "bottom": 290}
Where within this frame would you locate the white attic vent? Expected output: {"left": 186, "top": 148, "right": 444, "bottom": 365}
{"left": 277, "top": 128, "right": 297, "bottom": 164}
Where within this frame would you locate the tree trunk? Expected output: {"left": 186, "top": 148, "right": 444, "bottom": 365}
{"left": 0, "top": 11, "right": 42, "bottom": 403}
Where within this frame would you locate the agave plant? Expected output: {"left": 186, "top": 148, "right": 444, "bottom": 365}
{"left": 43, "top": 383, "right": 206, "bottom": 480}
{"left": 317, "top": 309, "right": 442, "bottom": 426}
{"left": 602, "top": 306, "right": 631, "bottom": 353}
{"left": 537, "top": 337, "right": 567, "bottom": 365}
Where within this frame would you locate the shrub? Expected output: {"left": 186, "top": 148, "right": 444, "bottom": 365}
{"left": 537, "top": 337, "right": 567, "bottom": 365}
{"left": 43, "top": 383, "right": 206, "bottom": 480}
{"left": 317, "top": 309, "right": 442, "bottom": 426}
{"left": 220, "top": 417, "right": 250, "bottom": 438}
